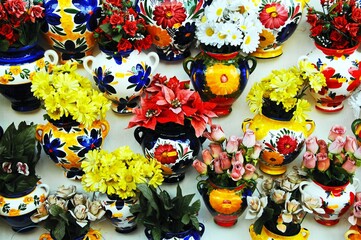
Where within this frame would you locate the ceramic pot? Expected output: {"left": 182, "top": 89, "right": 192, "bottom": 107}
{"left": 35, "top": 118, "right": 110, "bottom": 179}
{"left": 183, "top": 50, "right": 257, "bottom": 116}
{"left": 299, "top": 43, "right": 361, "bottom": 112}
{"left": 83, "top": 48, "right": 159, "bottom": 114}
{"left": 0, "top": 183, "right": 49, "bottom": 232}
{"left": 136, "top": 0, "right": 204, "bottom": 61}
{"left": 251, "top": 0, "right": 304, "bottom": 58}
{"left": 242, "top": 107, "right": 315, "bottom": 175}
{"left": 299, "top": 179, "right": 359, "bottom": 226}
{"left": 39, "top": 228, "right": 102, "bottom": 240}
{"left": 0, "top": 44, "right": 58, "bottom": 112}
{"left": 249, "top": 224, "right": 310, "bottom": 240}
{"left": 197, "top": 179, "right": 255, "bottom": 227}
{"left": 101, "top": 195, "right": 138, "bottom": 233}
{"left": 144, "top": 223, "right": 205, "bottom": 240}
{"left": 351, "top": 118, "right": 361, "bottom": 144}
{"left": 134, "top": 122, "right": 203, "bottom": 183}
{"left": 345, "top": 225, "right": 361, "bottom": 240}
{"left": 42, "top": 0, "right": 102, "bottom": 63}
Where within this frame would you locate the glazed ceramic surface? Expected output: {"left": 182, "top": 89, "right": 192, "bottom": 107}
{"left": 242, "top": 114, "right": 315, "bottom": 175}
{"left": 249, "top": 224, "right": 310, "bottom": 240}
{"left": 83, "top": 49, "right": 159, "bottom": 114}
{"left": 42, "top": 0, "right": 102, "bottom": 63}
{"left": 352, "top": 118, "right": 361, "bottom": 144}
{"left": 144, "top": 223, "right": 205, "bottom": 240}
{"left": 35, "top": 119, "right": 109, "bottom": 179}
{"left": 299, "top": 179, "right": 359, "bottom": 226}
{"left": 300, "top": 43, "right": 361, "bottom": 112}
{"left": 136, "top": 0, "right": 204, "bottom": 61}
{"left": 345, "top": 225, "right": 361, "bottom": 240}
{"left": 184, "top": 50, "right": 256, "bottom": 116}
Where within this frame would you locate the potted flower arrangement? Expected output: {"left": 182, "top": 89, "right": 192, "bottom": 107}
{"left": 31, "top": 62, "right": 111, "bottom": 179}
{"left": 83, "top": 0, "right": 159, "bottom": 114}
{"left": 246, "top": 167, "right": 319, "bottom": 239}
{"left": 0, "top": 121, "right": 49, "bottom": 232}
{"left": 80, "top": 145, "right": 164, "bottom": 233}
{"left": 243, "top": 59, "right": 326, "bottom": 175}
{"left": 130, "top": 183, "right": 204, "bottom": 240}
{"left": 193, "top": 124, "right": 261, "bottom": 227}
{"left": 299, "top": 124, "right": 361, "bottom": 226}
{"left": 31, "top": 185, "right": 104, "bottom": 240}
{"left": 346, "top": 192, "right": 361, "bottom": 239}
{"left": 129, "top": 73, "right": 217, "bottom": 182}
{"left": 303, "top": 0, "right": 361, "bottom": 112}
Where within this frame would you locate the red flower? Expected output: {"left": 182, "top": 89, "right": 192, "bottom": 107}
{"left": 133, "top": 35, "right": 153, "bottom": 52}
{"left": 4, "top": 0, "right": 26, "bottom": 18}
{"left": 259, "top": 3, "right": 288, "bottom": 29}
{"left": 346, "top": 23, "right": 360, "bottom": 37}
{"left": 276, "top": 135, "right": 298, "bottom": 155}
{"left": 352, "top": 7, "right": 361, "bottom": 23}
{"left": 117, "top": 38, "right": 132, "bottom": 52}
{"left": 310, "top": 24, "right": 323, "bottom": 37}
{"left": 153, "top": 0, "right": 186, "bottom": 29}
{"left": 110, "top": 13, "right": 124, "bottom": 26}
{"left": 0, "top": 24, "right": 14, "bottom": 42}
{"left": 29, "top": 5, "right": 44, "bottom": 23}
{"left": 123, "top": 20, "right": 138, "bottom": 37}
{"left": 154, "top": 144, "right": 178, "bottom": 164}
{"left": 332, "top": 16, "right": 348, "bottom": 31}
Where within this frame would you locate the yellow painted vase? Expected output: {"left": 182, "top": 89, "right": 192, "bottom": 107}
{"left": 249, "top": 224, "right": 310, "bottom": 240}
{"left": 242, "top": 113, "right": 315, "bottom": 175}
{"left": 345, "top": 225, "right": 361, "bottom": 240}
{"left": 42, "top": 0, "right": 102, "bottom": 63}
{"left": 35, "top": 118, "right": 109, "bottom": 179}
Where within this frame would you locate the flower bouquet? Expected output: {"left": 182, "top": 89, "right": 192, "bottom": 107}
{"left": 31, "top": 185, "right": 104, "bottom": 240}
{"left": 193, "top": 124, "right": 261, "bottom": 227}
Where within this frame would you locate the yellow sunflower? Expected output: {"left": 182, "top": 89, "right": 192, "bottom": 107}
{"left": 205, "top": 63, "right": 240, "bottom": 95}
{"left": 258, "top": 29, "right": 275, "bottom": 48}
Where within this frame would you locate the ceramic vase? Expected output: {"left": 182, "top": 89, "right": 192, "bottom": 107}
{"left": 0, "top": 44, "right": 58, "bottom": 112}
{"left": 249, "top": 224, "right": 310, "bottom": 240}
{"left": 197, "top": 179, "right": 255, "bottom": 227}
{"left": 0, "top": 183, "right": 49, "bottom": 232}
{"left": 35, "top": 118, "right": 110, "bottom": 179}
{"left": 39, "top": 228, "right": 102, "bottom": 240}
{"left": 83, "top": 48, "right": 159, "bottom": 114}
{"left": 101, "top": 195, "right": 138, "bottom": 233}
{"left": 299, "top": 179, "right": 359, "bottom": 226}
{"left": 136, "top": 0, "right": 204, "bottom": 61}
{"left": 251, "top": 0, "right": 304, "bottom": 58}
{"left": 42, "top": 0, "right": 102, "bottom": 63}
{"left": 299, "top": 43, "right": 361, "bottom": 112}
{"left": 345, "top": 225, "right": 361, "bottom": 240}
{"left": 183, "top": 50, "right": 257, "bottom": 116}
{"left": 134, "top": 122, "right": 203, "bottom": 183}
{"left": 144, "top": 223, "right": 205, "bottom": 240}
{"left": 352, "top": 118, "right": 361, "bottom": 144}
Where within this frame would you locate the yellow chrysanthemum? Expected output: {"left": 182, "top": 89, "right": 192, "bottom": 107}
{"left": 246, "top": 82, "right": 265, "bottom": 114}
{"left": 292, "top": 99, "right": 311, "bottom": 122}
{"left": 205, "top": 63, "right": 240, "bottom": 95}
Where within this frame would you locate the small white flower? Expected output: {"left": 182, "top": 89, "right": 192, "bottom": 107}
{"left": 2, "top": 162, "right": 12, "bottom": 173}
{"left": 69, "top": 205, "right": 89, "bottom": 228}
{"left": 205, "top": 0, "right": 226, "bottom": 21}
{"left": 245, "top": 196, "right": 268, "bottom": 219}
{"left": 302, "top": 193, "right": 325, "bottom": 214}
{"left": 240, "top": 31, "right": 260, "bottom": 54}
{"left": 56, "top": 185, "right": 77, "bottom": 199}
{"left": 348, "top": 90, "right": 361, "bottom": 118}
{"left": 16, "top": 162, "right": 29, "bottom": 176}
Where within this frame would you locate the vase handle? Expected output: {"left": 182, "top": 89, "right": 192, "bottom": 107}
{"left": 99, "top": 119, "right": 110, "bottom": 138}
{"left": 305, "top": 119, "right": 315, "bottom": 137}
{"left": 44, "top": 49, "right": 59, "bottom": 65}
{"left": 198, "top": 222, "right": 205, "bottom": 236}
{"left": 351, "top": 118, "right": 361, "bottom": 143}
{"left": 134, "top": 127, "right": 145, "bottom": 145}
{"left": 242, "top": 118, "right": 253, "bottom": 133}
{"left": 146, "top": 52, "right": 160, "bottom": 72}
{"left": 35, "top": 124, "right": 45, "bottom": 142}
{"left": 83, "top": 56, "right": 96, "bottom": 75}
{"left": 345, "top": 228, "right": 361, "bottom": 240}
{"left": 300, "top": 228, "right": 310, "bottom": 239}
{"left": 182, "top": 56, "right": 195, "bottom": 76}
{"left": 245, "top": 56, "right": 257, "bottom": 74}
{"left": 298, "top": 181, "right": 310, "bottom": 195}
{"left": 197, "top": 180, "right": 207, "bottom": 195}
{"left": 38, "top": 183, "right": 50, "bottom": 198}
{"left": 144, "top": 228, "right": 152, "bottom": 239}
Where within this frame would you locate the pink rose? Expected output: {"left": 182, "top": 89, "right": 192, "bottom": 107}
{"left": 305, "top": 136, "right": 319, "bottom": 154}
{"left": 29, "top": 5, "right": 44, "bottom": 23}
{"left": 226, "top": 136, "right": 239, "bottom": 153}
{"left": 302, "top": 151, "right": 317, "bottom": 169}
{"left": 250, "top": 142, "right": 262, "bottom": 159}
{"left": 328, "top": 125, "right": 346, "bottom": 141}
{"left": 328, "top": 136, "right": 345, "bottom": 154}
{"left": 192, "top": 160, "right": 207, "bottom": 175}
{"left": 4, "top": 0, "right": 26, "bottom": 18}
{"left": 318, "top": 139, "right": 328, "bottom": 154}
{"left": 201, "top": 149, "right": 213, "bottom": 165}
{"left": 233, "top": 151, "right": 244, "bottom": 164}
{"left": 209, "top": 142, "right": 223, "bottom": 158}
{"left": 213, "top": 158, "right": 223, "bottom": 174}
{"left": 242, "top": 129, "right": 256, "bottom": 148}
{"left": 353, "top": 201, "right": 361, "bottom": 218}
{"left": 243, "top": 163, "right": 256, "bottom": 180}
{"left": 219, "top": 152, "right": 232, "bottom": 170}
{"left": 316, "top": 153, "right": 330, "bottom": 172}
{"left": 345, "top": 136, "right": 358, "bottom": 153}
{"left": 342, "top": 158, "right": 357, "bottom": 174}
{"left": 229, "top": 161, "right": 245, "bottom": 181}
{"left": 203, "top": 124, "right": 226, "bottom": 142}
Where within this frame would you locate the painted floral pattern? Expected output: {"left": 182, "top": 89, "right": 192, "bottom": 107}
{"left": 69, "top": 128, "right": 103, "bottom": 158}
{"left": 93, "top": 67, "right": 116, "bottom": 94}
{"left": 128, "top": 63, "right": 152, "bottom": 91}
{"left": 42, "top": 130, "right": 67, "bottom": 164}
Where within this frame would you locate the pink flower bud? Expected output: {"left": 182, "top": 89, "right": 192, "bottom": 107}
{"left": 219, "top": 152, "right": 232, "bottom": 170}
{"left": 226, "top": 136, "right": 239, "bottom": 153}
{"left": 345, "top": 136, "right": 358, "bottom": 153}
{"left": 203, "top": 124, "right": 226, "bottom": 142}
{"left": 328, "top": 136, "right": 345, "bottom": 154}
{"left": 317, "top": 139, "right": 328, "bottom": 154}
{"left": 201, "top": 149, "right": 213, "bottom": 165}
{"left": 342, "top": 158, "right": 357, "bottom": 174}
{"left": 233, "top": 151, "right": 244, "bottom": 164}
{"left": 316, "top": 153, "right": 330, "bottom": 172}
{"left": 243, "top": 163, "right": 256, "bottom": 180}
{"left": 305, "top": 136, "right": 319, "bottom": 154}
{"left": 213, "top": 158, "right": 223, "bottom": 174}
{"left": 250, "top": 142, "right": 262, "bottom": 159}
{"left": 229, "top": 161, "right": 245, "bottom": 181}
{"left": 302, "top": 151, "right": 317, "bottom": 169}
{"left": 328, "top": 125, "right": 346, "bottom": 141}
{"left": 209, "top": 142, "right": 223, "bottom": 158}
{"left": 243, "top": 129, "right": 256, "bottom": 148}
{"left": 192, "top": 160, "right": 207, "bottom": 175}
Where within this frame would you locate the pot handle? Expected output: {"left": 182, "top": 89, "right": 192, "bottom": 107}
{"left": 144, "top": 228, "right": 152, "bottom": 239}
{"left": 44, "top": 49, "right": 59, "bottom": 65}
{"left": 198, "top": 222, "right": 205, "bottom": 236}
{"left": 182, "top": 56, "right": 195, "bottom": 76}
{"left": 242, "top": 118, "right": 253, "bottom": 133}
{"left": 298, "top": 181, "right": 310, "bottom": 195}
{"left": 83, "top": 55, "right": 96, "bottom": 75}
{"left": 134, "top": 127, "right": 145, "bottom": 145}
{"left": 300, "top": 228, "right": 310, "bottom": 239}
{"left": 353, "top": 177, "right": 360, "bottom": 190}
{"left": 38, "top": 183, "right": 50, "bottom": 198}
{"left": 344, "top": 228, "right": 361, "bottom": 240}
{"left": 351, "top": 118, "right": 361, "bottom": 143}
{"left": 146, "top": 52, "right": 160, "bottom": 71}
{"left": 305, "top": 119, "right": 315, "bottom": 137}
{"left": 35, "top": 124, "right": 45, "bottom": 142}
{"left": 245, "top": 55, "right": 257, "bottom": 74}
{"left": 197, "top": 180, "right": 207, "bottom": 195}
{"left": 100, "top": 119, "right": 110, "bottom": 138}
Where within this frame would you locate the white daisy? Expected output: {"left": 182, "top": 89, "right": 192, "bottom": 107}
{"left": 226, "top": 27, "right": 244, "bottom": 46}
{"left": 240, "top": 30, "right": 260, "bottom": 53}
{"left": 204, "top": 0, "right": 226, "bottom": 22}
{"left": 196, "top": 22, "right": 218, "bottom": 46}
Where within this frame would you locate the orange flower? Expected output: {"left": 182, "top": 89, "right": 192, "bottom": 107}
{"left": 8, "top": 209, "right": 21, "bottom": 216}
{"left": 261, "top": 150, "right": 284, "bottom": 165}
{"left": 209, "top": 188, "right": 242, "bottom": 214}
{"left": 0, "top": 197, "right": 5, "bottom": 207}
{"left": 39, "top": 194, "right": 46, "bottom": 203}
{"left": 23, "top": 196, "right": 34, "bottom": 204}
{"left": 258, "top": 29, "right": 275, "bottom": 48}
{"left": 147, "top": 25, "right": 172, "bottom": 47}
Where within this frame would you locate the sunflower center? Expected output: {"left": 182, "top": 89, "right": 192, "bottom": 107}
{"left": 220, "top": 74, "right": 228, "bottom": 83}
{"left": 125, "top": 175, "right": 133, "bottom": 183}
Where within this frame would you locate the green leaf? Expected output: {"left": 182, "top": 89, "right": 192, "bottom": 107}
{"left": 53, "top": 221, "right": 66, "bottom": 240}
{"left": 137, "top": 183, "right": 159, "bottom": 212}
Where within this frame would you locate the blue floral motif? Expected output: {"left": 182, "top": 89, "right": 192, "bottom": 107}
{"left": 42, "top": 0, "right": 61, "bottom": 32}
{"left": 128, "top": 64, "right": 152, "bottom": 92}
{"left": 72, "top": 0, "right": 101, "bottom": 31}
{"left": 57, "top": 40, "right": 86, "bottom": 61}
{"left": 76, "top": 129, "right": 102, "bottom": 157}
{"left": 42, "top": 131, "right": 66, "bottom": 163}
{"left": 94, "top": 67, "right": 116, "bottom": 94}
{"left": 276, "top": 22, "right": 298, "bottom": 44}
{"left": 174, "top": 22, "right": 196, "bottom": 45}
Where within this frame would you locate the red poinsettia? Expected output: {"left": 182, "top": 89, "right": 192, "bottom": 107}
{"left": 306, "top": 0, "right": 361, "bottom": 49}
{"left": 128, "top": 74, "right": 217, "bottom": 137}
